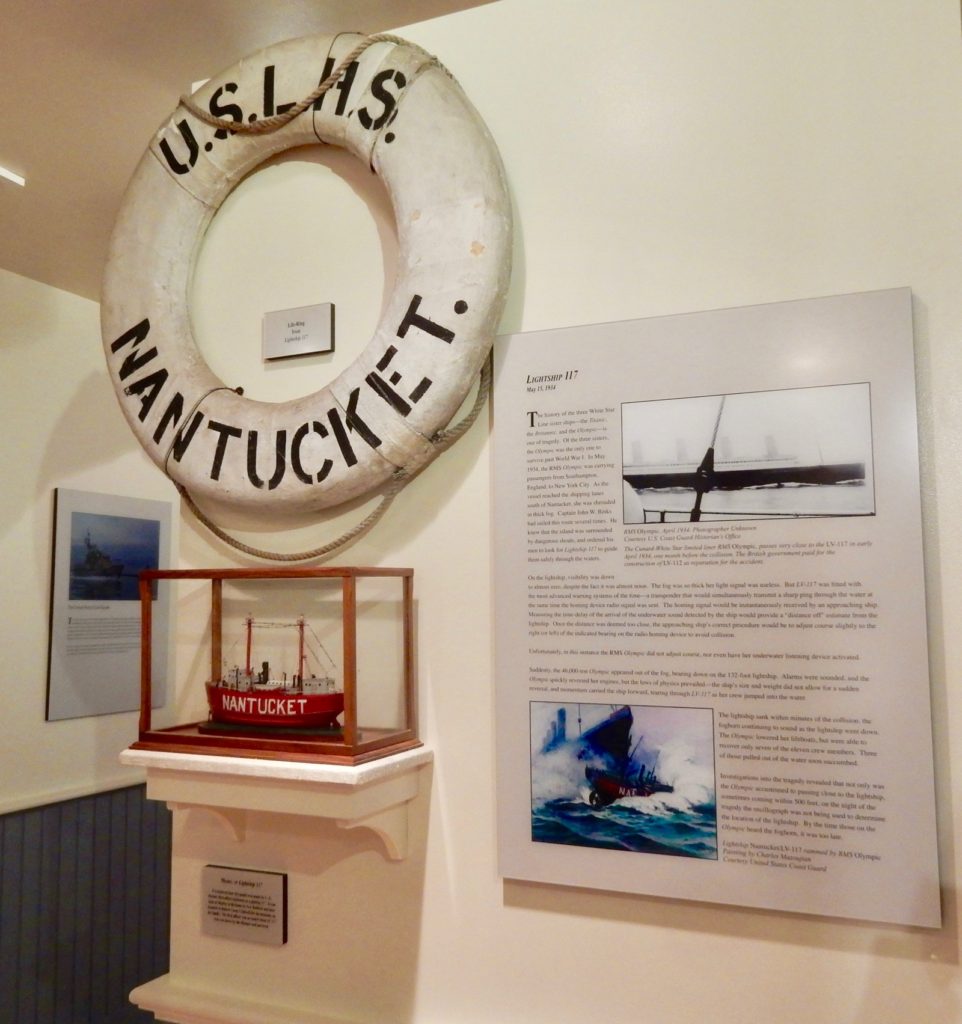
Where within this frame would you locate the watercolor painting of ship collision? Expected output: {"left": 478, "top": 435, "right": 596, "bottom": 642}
{"left": 531, "top": 702, "right": 717, "bottom": 859}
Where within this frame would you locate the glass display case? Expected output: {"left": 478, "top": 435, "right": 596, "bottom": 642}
{"left": 134, "top": 567, "right": 418, "bottom": 764}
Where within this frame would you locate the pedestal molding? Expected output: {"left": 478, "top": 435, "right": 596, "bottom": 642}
{"left": 121, "top": 746, "right": 432, "bottom": 860}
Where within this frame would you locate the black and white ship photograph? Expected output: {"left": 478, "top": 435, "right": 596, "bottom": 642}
{"left": 622, "top": 382, "right": 875, "bottom": 525}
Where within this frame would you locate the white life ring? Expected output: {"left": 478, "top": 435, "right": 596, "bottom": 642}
{"left": 101, "top": 33, "right": 511, "bottom": 514}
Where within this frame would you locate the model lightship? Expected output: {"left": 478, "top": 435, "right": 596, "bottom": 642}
{"left": 205, "top": 615, "right": 343, "bottom": 729}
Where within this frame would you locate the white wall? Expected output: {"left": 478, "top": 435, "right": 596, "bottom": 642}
{"left": 7, "top": 0, "right": 962, "bottom": 1020}
{"left": 169, "top": 2, "right": 962, "bottom": 1021}
{"left": 0, "top": 267, "right": 178, "bottom": 813}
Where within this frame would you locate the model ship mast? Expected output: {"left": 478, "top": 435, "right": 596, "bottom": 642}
{"left": 209, "top": 613, "right": 342, "bottom": 729}
{"left": 228, "top": 614, "right": 336, "bottom": 685}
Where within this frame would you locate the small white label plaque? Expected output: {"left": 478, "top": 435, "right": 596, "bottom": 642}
{"left": 203, "top": 865, "right": 288, "bottom": 946}
{"left": 262, "top": 302, "right": 334, "bottom": 360}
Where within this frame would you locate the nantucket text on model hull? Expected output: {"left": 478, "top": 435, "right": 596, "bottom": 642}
{"left": 206, "top": 683, "right": 344, "bottom": 728}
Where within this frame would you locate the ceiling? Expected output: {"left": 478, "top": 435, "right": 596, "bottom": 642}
{"left": 0, "top": 0, "right": 491, "bottom": 301}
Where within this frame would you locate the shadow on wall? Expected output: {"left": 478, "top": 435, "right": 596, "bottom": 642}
{"left": 0, "top": 273, "right": 139, "bottom": 550}
{"left": 503, "top": 873, "right": 957, "bottom": 967}
{"left": 22, "top": 368, "right": 172, "bottom": 588}
{"left": 34, "top": 373, "right": 161, "bottom": 497}
{"left": 849, "top": 909, "right": 961, "bottom": 1023}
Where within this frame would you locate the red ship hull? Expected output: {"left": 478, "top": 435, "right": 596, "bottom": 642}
{"left": 585, "top": 765, "right": 673, "bottom": 808}
{"left": 206, "top": 683, "right": 344, "bottom": 729}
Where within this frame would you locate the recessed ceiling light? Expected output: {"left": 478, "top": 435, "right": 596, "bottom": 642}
{"left": 0, "top": 165, "right": 26, "bottom": 188}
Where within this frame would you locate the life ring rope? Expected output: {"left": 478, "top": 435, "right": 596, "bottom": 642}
{"left": 177, "top": 355, "right": 491, "bottom": 562}
{"left": 161, "top": 385, "right": 244, "bottom": 476}
{"left": 177, "top": 33, "right": 441, "bottom": 137}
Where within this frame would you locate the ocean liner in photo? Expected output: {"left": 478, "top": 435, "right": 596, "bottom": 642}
{"left": 622, "top": 383, "right": 875, "bottom": 524}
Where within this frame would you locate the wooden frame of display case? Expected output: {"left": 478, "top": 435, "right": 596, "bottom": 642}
{"left": 134, "top": 567, "right": 419, "bottom": 765}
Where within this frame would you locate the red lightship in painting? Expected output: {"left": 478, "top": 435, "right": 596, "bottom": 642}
{"left": 205, "top": 615, "right": 343, "bottom": 730}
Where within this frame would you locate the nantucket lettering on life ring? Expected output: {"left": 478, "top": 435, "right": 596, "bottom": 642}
{"left": 101, "top": 33, "right": 511, "bottom": 513}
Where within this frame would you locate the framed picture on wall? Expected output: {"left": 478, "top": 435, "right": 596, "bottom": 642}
{"left": 46, "top": 488, "right": 172, "bottom": 721}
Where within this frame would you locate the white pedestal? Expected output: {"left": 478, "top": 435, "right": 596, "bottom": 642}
{"left": 121, "top": 746, "right": 433, "bottom": 860}
{"left": 128, "top": 975, "right": 355, "bottom": 1024}
{"left": 122, "top": 746, "right": 433, "bottom": 1024}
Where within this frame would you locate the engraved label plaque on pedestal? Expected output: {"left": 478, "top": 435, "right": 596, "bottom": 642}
{"left": 203, "top": 865, "right": 288, "bottom": 946}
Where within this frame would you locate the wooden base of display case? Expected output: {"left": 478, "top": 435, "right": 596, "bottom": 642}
{"left": 132, "top": 723, "right": 421, "bottom": 766}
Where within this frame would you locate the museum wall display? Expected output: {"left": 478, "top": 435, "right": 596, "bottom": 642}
{"left": 1, "top": 2, "right": 962, "bottom": 1023}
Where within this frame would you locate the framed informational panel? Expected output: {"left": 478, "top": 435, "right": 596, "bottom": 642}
{"left": 46, "top": 489, "right": 172, "bottom": 721}
{"left": 493, "top": 288, "right": 940, "bottom": 927}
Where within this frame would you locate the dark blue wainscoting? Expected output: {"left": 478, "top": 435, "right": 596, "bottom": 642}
{"left": 0, "top": 784, "right": 171, "bottom": 1024}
